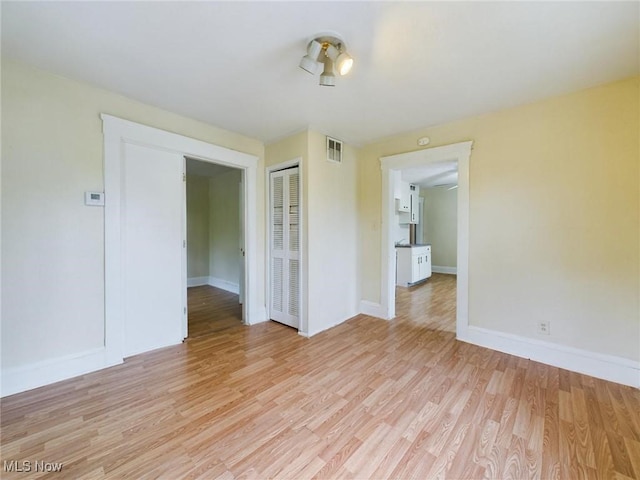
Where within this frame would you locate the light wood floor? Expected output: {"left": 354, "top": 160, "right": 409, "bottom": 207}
{"left": 2, "top": 274, "right": 639, "bottom": 479}
{"left": 396, "top": 273, "right": 457, "bottom": 333}
{"left": 187, "top": 286, "right": 243, "bottom": 338}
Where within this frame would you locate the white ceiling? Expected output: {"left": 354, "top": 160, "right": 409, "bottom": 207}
{"left": 2, "top": 2, "right": 638, "bottom": 146}
{"left": 402, "top": 160, "right": 458, "bottom": 189}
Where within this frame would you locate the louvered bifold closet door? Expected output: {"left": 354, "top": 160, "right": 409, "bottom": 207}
{"left": 269, "top": 168, "right": 300, "bottom": 329}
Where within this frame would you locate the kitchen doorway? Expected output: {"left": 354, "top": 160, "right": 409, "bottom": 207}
{"left": 393, "top": 169, "right": 459, "bottom": 333}
{"left": 379, "top": 141, "right": 472, "bottom": 339}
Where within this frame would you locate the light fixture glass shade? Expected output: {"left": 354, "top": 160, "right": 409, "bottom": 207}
{"left": 335, "top": 52, "right": 353, "bottom": 75}
{"left": 324, "top": 44, "right": 353, "bottom": 76}
{"left": 319, "top": 57, "right": 336, "bottom": 87}
{"left": 299, "top": 40, "right": 323, "bottom": 74}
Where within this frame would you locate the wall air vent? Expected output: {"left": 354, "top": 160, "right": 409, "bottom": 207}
{"left": 326, "top": 136, "right": 343, "bottom": 164}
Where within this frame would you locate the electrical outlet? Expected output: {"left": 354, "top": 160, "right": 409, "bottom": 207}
{"left": 537, "top": 321, "right": 550, "bottom": 335}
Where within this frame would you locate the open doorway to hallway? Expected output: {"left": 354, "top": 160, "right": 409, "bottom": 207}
{"left": 185, "top": 158, "right": 243, "bottom": 337}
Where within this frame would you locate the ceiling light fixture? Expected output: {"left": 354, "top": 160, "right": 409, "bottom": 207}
{"left": 299, "top": 40, "right": 323, "bottom": 75}
{"left": 299, "top": 32, "right": 353, "bottom": 86}
{"left": 319, "top": 57, "right": 336, "bottom": 87}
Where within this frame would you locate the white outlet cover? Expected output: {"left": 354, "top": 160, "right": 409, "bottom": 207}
{"left": 417, "top": 136, "right": 430, "bottom": 146}
{"left": 537, "top": 321, "right": 550, "bottom": 335}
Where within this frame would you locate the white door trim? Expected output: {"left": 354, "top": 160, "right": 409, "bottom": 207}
{"left": 380, "top": 141, "right": 473, "bottom": 339}
{"left": 266, "top": 158, "right": 306, "bottom": 335}
{"left": 182, "top": 157, "right": 188, "bottom": 339}
{"left": 102, "top": 114, "right": 262, "bottom": 365}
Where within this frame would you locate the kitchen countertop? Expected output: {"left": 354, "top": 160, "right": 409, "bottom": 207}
{"left": 395, "top": 243, "right": 431, "bottom": 248}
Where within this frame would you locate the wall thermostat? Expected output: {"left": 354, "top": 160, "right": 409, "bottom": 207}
{"left": 85, "top": 191, "right": 105, "bottom": 206}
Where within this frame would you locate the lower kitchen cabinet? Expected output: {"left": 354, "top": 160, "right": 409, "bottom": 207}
{"left": 396, "top": 245, "right": 432, "bottom": 287}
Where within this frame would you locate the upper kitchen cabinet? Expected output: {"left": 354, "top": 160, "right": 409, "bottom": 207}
{"left": 393, "top": 172, "right": 419, "bottom": 224}
{"left": 395, "top": 180, "right": 411, "bottom": 213}
{"left": 410, "top": 185, "right": 419, "bottom": 223}
{"left": 398, "top": 183, "right": 419, "bottom": 224}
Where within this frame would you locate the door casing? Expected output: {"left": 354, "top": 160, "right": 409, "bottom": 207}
{"left": 380, "top": 141, "right": 472, "bottom": 339}
{"left": 102, "top": 114, "right": 262, "bottom": 365}
{"left": 266, "top": 157, "right": 306, "bottom": 335}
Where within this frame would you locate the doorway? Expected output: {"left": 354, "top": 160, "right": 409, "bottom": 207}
{"left": 268, "top": 166, "right": 301, "bottom": 330}
{"left": 102, "top": 115, "right": 261, "bottom": 366}
{"left": 393, "top": 165, "right": 459, "bottom": 333}
{"left": 185, "top": 158, "right": 244, "bottom": 337}
{"left": 379, "top": 141, "right": 472, "bottom": 339}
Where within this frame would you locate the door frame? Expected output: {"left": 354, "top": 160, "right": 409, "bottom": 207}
{"left": 102, "top": 114, "right": 261, "bottom": 365}
{"left": 266, "top": 157, "right": 306, "bottom": 334}
{"left": 380, "top": 141, "right": 472, "bottom": 338}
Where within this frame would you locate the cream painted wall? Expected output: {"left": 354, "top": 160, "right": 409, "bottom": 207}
{"left": 421, "top": 187, "right": 458, "bottom": 268}
{"left": 186, "top": 175, "right": 210, "bottom": 278}
{"left": 209, "top": 169, "right": 242, "bottom": 286}
{"left": 1, "top": 60, "right": 265, "bottom": 369}
{"left": 306, "top": 131, "right": 359, "bottom": 335}
{"left": 265, "top": 131, "right": 308, "bottom": 169}
{"left": 359, "top": 77, "right": 639, "bottom": 362}
{"left": 265, "top": 131, "right": 309, "bottom": 333}
{"left": 265, "top": 130, "right": 359, "bottom": 335}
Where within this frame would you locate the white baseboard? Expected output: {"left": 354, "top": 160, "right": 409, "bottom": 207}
{"left": 246, "top": 305, "right": 269, "bottom": 326}
{"left": 187, "top": 276, "right": 209, "bottom": 287}
{"left": 302, "top": 309, "right": 360, "bottom": 338}
{"left": 303, "top": 323, "right": 340, "bottom": 338}
{"left": 359, "top": 300, "right": 387, "bottom": 319}
{"left": 458, "top": 325, "right": 640, "bottom": 388}
{"left": 187, "top": 276, "right": 240, "bottom": 294}
{"left": 1, "top": 347, "right": 122, "bottom": 398}
{"left": 432, "top": 266, "right": 457, "bottom": 275}
{"left": 208, "top": 276, "right": 240, "bottom": 294}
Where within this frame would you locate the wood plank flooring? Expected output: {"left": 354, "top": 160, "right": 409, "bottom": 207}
{"left": 395, "top": 273, "right": 457, "bottom": 333}
{"left": 2, "top": 274, "right": 639, "bottom": 479}
{"left": 187, "top": 286, "right": 243, "bottom": 338}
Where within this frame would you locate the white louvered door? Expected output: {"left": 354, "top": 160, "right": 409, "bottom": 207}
{"left": 270, "top": 168, "right": 300, "bottom": 329}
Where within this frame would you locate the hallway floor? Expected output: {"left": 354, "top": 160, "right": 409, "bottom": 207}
{"left": 187, "top": 285, "right": 243, "bottom": 338}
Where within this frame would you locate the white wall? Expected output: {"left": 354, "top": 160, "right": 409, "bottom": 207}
{"left": 1, "top": 60, "right": 265, "bottom": 390}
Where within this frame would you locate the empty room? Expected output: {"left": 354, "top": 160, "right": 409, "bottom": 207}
{"left": 1, "top": 2, "right": 639, "bottom": 479}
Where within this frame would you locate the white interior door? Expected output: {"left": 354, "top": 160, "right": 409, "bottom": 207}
{"left": 269, "top": 168, "right": 300, "bottom": 329}
{"left": 123, "top": 143, "right": 185, "bottom": 357}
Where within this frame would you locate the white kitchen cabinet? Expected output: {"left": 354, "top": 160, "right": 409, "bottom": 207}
{"left": 398, "top": 183, "right": 418, "bottom": 223}
{"left": 396, "top": 245, "right": 432, "bottom": 287}
{"left": 410, "top": 185, "right": 419, "bottom": 223}
{"left": 396, "top": 182, "right": 411, "bottom": 213}
{"left": 396, "top": 198, "right": 410, "bottom": 213}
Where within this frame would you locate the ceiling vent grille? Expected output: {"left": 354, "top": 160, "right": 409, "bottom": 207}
{"left": 327, "top": 136, "right": 343, "bottom": 164}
